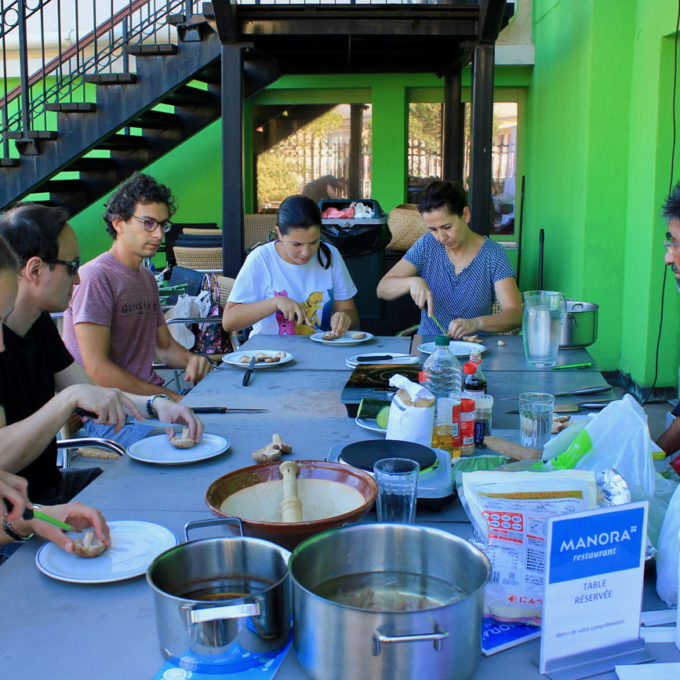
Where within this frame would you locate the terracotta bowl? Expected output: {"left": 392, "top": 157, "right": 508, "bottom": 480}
{"left": 205, "top": 460, "right": 377, "bottom": 550}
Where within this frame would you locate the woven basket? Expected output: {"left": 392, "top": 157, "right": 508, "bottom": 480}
{"left": 386, "top": 205, "right": 427, "bottom": 251}
{"left": 173, "top": 246, "right": 223, "bottom": 271}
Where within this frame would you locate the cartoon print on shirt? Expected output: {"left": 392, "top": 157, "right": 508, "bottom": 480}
{"left": 274, "top": 290, "right": 296, "bottom": 335}
{"left": 273, "top": 289, "right": 331, "bottom": 335}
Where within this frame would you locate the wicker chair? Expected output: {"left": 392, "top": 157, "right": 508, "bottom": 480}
{"left": 244, "top": 213, "right": 277, "bottom": 250}
{"left": 173, "top": 246, "right": 223, "bottom": 272}
{"left": 182, "top": 228, "right": 223, "bottom": 236}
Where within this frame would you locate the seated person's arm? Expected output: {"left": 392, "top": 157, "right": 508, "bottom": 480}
{"left": 377, "top": 259, "right": 433, "bottom": 316}
{"left": 74, "top": 321, "right": 181, "bottom": 400}
{"left": 447, "top": 276, "right": 523, "bottom": 338}
{"left": 0, "top": 378, "right": 135, "bottom": 473}
{"left": 330, "top": 298, "right": 360, "bottom": 336}
{"left": 656, "top": 419, "right": 680, "bottom": 457}
{"left": 222, "top": 297, "right": 311, "bottom": 332}
{"left": 155, "top": 324, "right": 212, "bottom": 386}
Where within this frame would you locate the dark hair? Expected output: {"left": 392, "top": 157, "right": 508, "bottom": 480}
{"left": 0, "top": 203, "right": 69, "bottom": 265}
{"left": 302, "top": 175, "right": 344, "bottom": 204}
{"left": 277, "top": 194, "right": 332, "bottom": 269}
{"left": 0, "top": 234, "right": 19, "bottom": 274}
{"left": 103, "top": 172, "right": 177, "bottom": 238}
{"left": 417, "top": 179, "right": 468, "bottom": 217}
{"left": 663, "top": 182, "right": 680, "bottom": 222}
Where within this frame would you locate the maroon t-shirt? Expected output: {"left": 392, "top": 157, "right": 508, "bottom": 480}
{"left": 62, "top": 252, "right": 165, "bottom": 386}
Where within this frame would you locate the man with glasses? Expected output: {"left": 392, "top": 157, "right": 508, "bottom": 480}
{"left": 0, "top": 203, "right": 203, "bottom": 504}
{"left": 62, "top": 173, "right": 212, "bottom": 421}
{"left": 655, "top": 182, "right": 680, "bottom": 458}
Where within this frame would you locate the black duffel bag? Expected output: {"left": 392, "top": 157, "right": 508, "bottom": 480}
{"left": 319, "top": 199, "right": 392, "bottom": 258}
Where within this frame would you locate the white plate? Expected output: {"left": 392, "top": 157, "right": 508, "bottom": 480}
{"left": 417, "top": 340, "right": 486, "bottom": 357}
{"left": 355, "top": 416, "right": 387, "bottom": 436}
{"left": 35, "top": 520, "right": 177, "bottom": 584}
{"left": 222, "top": 350, "right": 293, "bottom": 368}
{"left": 127, "top": 433, "right": 230, "bottom": 465}
{"left": 345, "top": 352, "right": 420, "bottom": 369}
{"left": 310, "top": 331, "right": 374, "bottom": 346}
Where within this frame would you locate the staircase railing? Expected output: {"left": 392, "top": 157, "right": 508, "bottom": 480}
{"left": 0, "top": 0, "right": 202, "bottom": 159}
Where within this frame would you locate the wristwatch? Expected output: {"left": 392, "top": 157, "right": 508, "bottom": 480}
{"left": 146, "top": 394, "right": 172, "bottom": 419}
{"left": 2, "top": 514, "right": 33, "bottom": 541}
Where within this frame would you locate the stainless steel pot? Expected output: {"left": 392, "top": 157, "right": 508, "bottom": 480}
{"left": 146, "top": 519, "right": 290, "bottom": 673}
{"left": 289, "top": 523, "right": 490, "bottom": 680}
{"left": 559, "top": 300, "right": 599, "bottom": 348}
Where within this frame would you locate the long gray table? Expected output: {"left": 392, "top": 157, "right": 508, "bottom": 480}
{"left": 1, "top": 335, "right": 677, "bottom": 680}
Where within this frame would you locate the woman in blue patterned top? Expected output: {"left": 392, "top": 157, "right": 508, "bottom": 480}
{"left": 377, "top": 180, "right": 522, "bottom": 338}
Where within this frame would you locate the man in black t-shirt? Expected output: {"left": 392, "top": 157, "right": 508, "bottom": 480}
{"left": 0, "top": 203, "right": 203, "bottom": 503}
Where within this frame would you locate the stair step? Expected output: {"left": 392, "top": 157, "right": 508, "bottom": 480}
{"left": 43, "top": 178, "right": 89, "bottom": 194}
{"left": 69, "top": 157, "right": 117, "bottom": 172}
{"left": 130, "top": 110, "right": 179, "bottom": 129}
{"left": 45, "top": 102, "right": 97, "bottom": 113}
{"left": 164, "top": 85, "right": 216, "bottom": 108}
{"left": 84, "top": 73, "right": 137, "bottom": 85}
{"left": 95, "top": 134, "right": 148, "bottom": 151}
{"left": 125, "top": 43, "right": 178, "bottom": 56}
{"left": 6, "top": 130, "right": 57, "bottom": 140}
{"left": 194, "top": 65, "right": 220, "bottom": 85}
{"left": 167, "top": 14, "right": 186, "bottom": 26}
{"left": 0, "top": 158, "right": 20, "bottom": 167}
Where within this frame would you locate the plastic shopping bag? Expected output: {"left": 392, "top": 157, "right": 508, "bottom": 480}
{"left": 656, "top": 483, "right": 680, "bottom": 605}
{"left": 385, "top": 374, "right": 434, "bottom": 447}
{"left": 164, "top": 292, "right": 210, "bottom": 349}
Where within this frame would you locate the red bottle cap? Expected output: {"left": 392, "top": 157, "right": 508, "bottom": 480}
{"left": 463, "top": 361, "right": 477, "bottom": 374}
{"left": 461, "top": 398, "right": 476, "bottom": 412}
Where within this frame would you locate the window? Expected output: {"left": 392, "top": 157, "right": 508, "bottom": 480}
{"left": 408, "top": 100, "right": 518, "bottom": 235}
{"left": 255, "top": 103, "right": 372, "bottom": 212}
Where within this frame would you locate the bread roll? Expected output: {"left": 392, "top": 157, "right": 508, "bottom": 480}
{"left": 73, "top": 529, "right": 107, "bottom": 558}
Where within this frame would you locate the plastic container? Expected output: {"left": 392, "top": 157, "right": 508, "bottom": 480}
{"left": 421, "top": 336, "right": 461, "bottom": 456}
{"left": 460, "top": 398, "right": 476, "bottom": 456}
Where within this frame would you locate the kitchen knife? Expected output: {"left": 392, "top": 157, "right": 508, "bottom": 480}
{"left": 190, "top": 406, "right": 268, "bottom": 414}
{"left": 355, "top": 354, "right": 415, "bottom": 362}
{"left": 500, "top": 385, "right": 611, "bottom": 400}
{"left": 242, "top": 356, "right": 256, "bottom": 386}
{"left": 507, "top": 400, "right": 614, "bottom": 414}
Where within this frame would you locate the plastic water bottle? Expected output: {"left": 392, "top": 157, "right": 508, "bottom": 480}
{"left": 421, "top": 335, "right": 461, "bottom": 457}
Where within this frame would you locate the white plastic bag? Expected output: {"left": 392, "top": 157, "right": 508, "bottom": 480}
{"left": 385, "top": 374, "right": 434, "bottom": 447}
{"left": 656, "top": 483, "right": 680, "bottom": 605}
{"left": 164, "top": 291, "right": 211, "bottom": 349}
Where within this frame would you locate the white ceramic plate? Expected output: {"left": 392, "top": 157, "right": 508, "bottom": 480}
{"left": 127, "top": 433, "right": 230, "bottom": 465}
{"left": 345, "top": 352, "right": 420, "bottom": 369}
{"left": 35, "top": 521, "right": 177, "bottom": 584}
{"left": 222, "top": 350, "right": 293, "bottom": 368}
{"left": 417, "top": 340, "right": 486, "bottom": 357}
{"left": 355, "top": 416, "right": 387, "bottom": 436}
{"left": 310, "top": 331, "right": 374, "bottom": 346}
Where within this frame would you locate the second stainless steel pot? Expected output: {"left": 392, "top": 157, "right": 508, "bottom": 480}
{"left": 559, "top": 300, "right": 598, "bottom": 348}
{"left": 289, "top": 523, "right": 490, "bottom": 680}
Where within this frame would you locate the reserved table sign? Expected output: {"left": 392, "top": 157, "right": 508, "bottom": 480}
{"left": 540, "top": 502, "right": 650, "bottom": 679}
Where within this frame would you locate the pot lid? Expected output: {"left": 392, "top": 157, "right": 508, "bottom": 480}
{"left": 339, "top": 440, "right": 437, "bottom": 472}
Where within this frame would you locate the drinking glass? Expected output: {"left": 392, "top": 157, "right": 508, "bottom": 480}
{"left": 518, "top": 392, "right": 555, "bottom": 449}
{"left": 373, "top": 457, "right": 419, "bottom": 523}
{"left": 522, "top": 290, "right": 567, "bottom": 368}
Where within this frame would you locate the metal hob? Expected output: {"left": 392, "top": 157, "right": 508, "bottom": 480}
{"left": 326, "top": 440, "right": 456, "bottom": 510}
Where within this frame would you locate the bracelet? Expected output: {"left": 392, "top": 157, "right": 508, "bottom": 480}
{"left": 2, "top": 514, "right": 33, "bottom": 542}
{"left": 146, "top": 394, "right": 172, "bottom": 419}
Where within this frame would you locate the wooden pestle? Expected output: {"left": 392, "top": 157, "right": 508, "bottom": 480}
{"left": 279, "top": 460, "right": 303, "bottom": 522}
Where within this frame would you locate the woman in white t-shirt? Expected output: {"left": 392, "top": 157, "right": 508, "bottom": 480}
{"left": 222, "top": 195, "right": 359, "bottom": 337}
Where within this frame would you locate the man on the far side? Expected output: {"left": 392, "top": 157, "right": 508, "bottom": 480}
{"left": 62, "top": 173, "right": 213, "bottom": 409}
{"left": 655, "top": 182, "right": 680, "bottom": 457}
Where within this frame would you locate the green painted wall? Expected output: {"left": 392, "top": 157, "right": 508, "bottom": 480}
{"left": 526, "top": 0, "right": 680, "bottom": 388}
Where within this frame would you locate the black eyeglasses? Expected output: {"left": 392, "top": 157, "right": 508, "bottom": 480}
{"left": 43, "top": 257, "right": 81, "bottom": 276}
{"left": 131, "top": 215, "right": 172, "bottom": 234}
